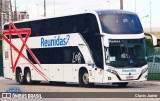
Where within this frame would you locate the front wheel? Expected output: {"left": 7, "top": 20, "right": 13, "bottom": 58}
{"left": 79, "top": 71, "right": 93, "bottom": 87}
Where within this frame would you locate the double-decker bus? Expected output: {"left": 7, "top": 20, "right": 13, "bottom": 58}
{"left": 2, "top": 10, "right": 157, "bottom": 87}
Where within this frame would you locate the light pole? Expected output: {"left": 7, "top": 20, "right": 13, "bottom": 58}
{"left": 44, "top": 0, "right": 46, "bottom": 17}
{"left": 54, "top": 0, "right": 55, "bottom": 16}
{"left": 120, "top": 0, "right": 123, "bottom": 10}
{"left": 14, "top": 0, "right": 17, "bottom": 21}
{"left": 107, "top": 1, "right": 110, "bottom": 9}
{"left": 36, "top": 4, "right": 39, "bottom": 18}
{"left": 140, "top": 15, "right": 148, "bottom": 20}
{"left": 9, "top": 0, "right": 13, "bottom": 21}
{"left": 149, "top": 2, "right": 152, "bottom": 33}
{"left": 135, "top": 0, "right": 136, "bottom": 13}
{"left": 0, "top": 0, "right": 2, "bottom": 30}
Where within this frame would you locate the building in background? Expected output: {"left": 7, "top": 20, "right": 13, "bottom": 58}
{"left": 0, "top": 0, "right": 10, "bottom": 27}
{"left": 13, "top": 11, "right": 29, "bottom": 21}
{"left": 1, "top": 12, "right": 8, "bottom": 25}
{"left": 1, "top": 0, "right": 29, "bottom": 30}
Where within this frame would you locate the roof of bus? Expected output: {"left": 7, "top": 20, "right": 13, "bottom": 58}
{"left": 4, "top": 9, "right": 136, "bottom": 25}
{"left": 96, "top": 9, "right": 136, "bottom": 15}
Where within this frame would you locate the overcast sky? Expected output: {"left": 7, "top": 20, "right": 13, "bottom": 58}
{"left": 13, "top": 0, "right": 160, "bottom": 28}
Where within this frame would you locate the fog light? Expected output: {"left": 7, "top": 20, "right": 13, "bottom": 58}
{"left": 142, "top": 68, "right": 148, "bottom": 74}
{"left": 145, "top": 75, "right": 148, "bottom": 79}
{"left": 108, "top": 77, "right": 111, "bottom": 80}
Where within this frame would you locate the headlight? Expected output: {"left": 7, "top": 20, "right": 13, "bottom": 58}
{"left": 106, "top": 69, "right": 118, "bottom": 75}
{"left": 141, "top": 68, "right": 148, "bottom": 74}
{"left": 106, "top": 66, "right": 118, "bottom": 75}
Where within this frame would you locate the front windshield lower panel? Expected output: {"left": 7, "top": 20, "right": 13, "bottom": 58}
{"left": 99, "top": 14, "right": 143, "bottom": 34}
{"left": 106, "top": 38, "right": 147, "bottom": 68}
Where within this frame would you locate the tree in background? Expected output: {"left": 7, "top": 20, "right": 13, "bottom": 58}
{"left": 0, "top": 32, "right": 1, "bottom": 39}
{"left": 146, "top": 39, "right": 154, "bottom": 48}
{"left": 0, "top": 44, "right": 1, "bottom": 56}
{"left": 0, "top": 32, "right": 2, "bottom": 56}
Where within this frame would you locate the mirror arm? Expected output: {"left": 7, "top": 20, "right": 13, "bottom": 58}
{"left": 144, "top": 33, "right": 152, "bottom": 38}
{"left": 144, "top": 33, "right": 157, "bottom": 46}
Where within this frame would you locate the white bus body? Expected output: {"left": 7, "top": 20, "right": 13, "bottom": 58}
{"left": 2, "top": 10, "right": 156, "bottom": 87}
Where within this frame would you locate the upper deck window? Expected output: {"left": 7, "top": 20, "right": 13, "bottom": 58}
{"left": 99, "top": 14, "right": 143, "bottom": 34}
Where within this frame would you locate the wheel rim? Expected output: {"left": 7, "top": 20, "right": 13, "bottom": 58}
{"left": 83, "top": 72, "right": 89, "bottom": 84}
{"left": 19, "top": 73, "right": 23, "bottom": 82}
{"left": 26, "top": 72, "right": 31, "bottom": 83}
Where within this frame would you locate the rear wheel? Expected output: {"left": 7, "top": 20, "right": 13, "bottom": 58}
{"left": 24, "top": 69, "right": 40, "bottom": 85}
{"left": 16, "top": 69, "right": 25, "bottom": 85}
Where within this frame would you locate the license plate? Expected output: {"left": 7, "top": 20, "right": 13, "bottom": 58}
{"left": 126, "top": 76, "right": 133, "bottom": 79}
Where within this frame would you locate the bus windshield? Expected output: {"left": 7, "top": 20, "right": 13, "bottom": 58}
{"left": 99, "top": 14, "right": 143, "bottom": 34}
{"left": 106, "top": 38, "right": 147, "bottom": 67}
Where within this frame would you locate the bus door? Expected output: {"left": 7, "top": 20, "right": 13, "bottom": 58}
{"left": 3, "top": 50, "right": 12, "bottom": 79}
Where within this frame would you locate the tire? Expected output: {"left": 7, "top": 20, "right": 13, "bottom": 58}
{"left": 117, "top": 82, "right": 128, "bottom": 87}
{"left": 79, "top": 70, "right": 93, "bottom": 87}
{"left": 24, "top": 69, "right": 32, "bottom": 85}
{"left": 16, "top": 69, "right": 25, "bottom": 85}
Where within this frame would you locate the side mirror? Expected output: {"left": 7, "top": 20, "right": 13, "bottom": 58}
{"left": 145, "top": 33, "right": 157, "bottom": 46}
{"left": 105, "top": 49, "right": 108, "bottom": 60}
{"left": 103, "top": 36, "right": 109, "bottom": 47}
{"left": 104, "top": 47, "right": 109, "bottom": 64}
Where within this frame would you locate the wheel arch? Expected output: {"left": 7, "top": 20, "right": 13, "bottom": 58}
{"left": 79, "top": 67, "right": 88, "bottom": 76}
{"left": 15, "top": 67, "right": 22, "bottom": 73}
{"left": 78, "top": 67, "right": 89, "bottom": 82}
{"left": 24, "top": 67, "right": 30, "bottom": 73}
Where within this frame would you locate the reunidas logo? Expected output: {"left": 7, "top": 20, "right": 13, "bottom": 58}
{"left": 41, "top": 35, "right": 70, "bottom": 47}
{"left": 122, "top": 69, "right": 136, "bottom": 72}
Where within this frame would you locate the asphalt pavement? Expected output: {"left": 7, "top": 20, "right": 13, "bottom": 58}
{"left": 0, "top": 76, "right": 160, "bottom": 101}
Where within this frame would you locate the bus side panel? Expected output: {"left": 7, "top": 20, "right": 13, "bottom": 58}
{"left": 63, "top": 64, "right": 73, "bottom": 82}
{"left": 94, "top": 68, "right": 104, "bottom": 83}
{"left": 33, "top": 64, "right": 48, "bottom": 81}
{"left": 48, "top": 64, "right": 63, "bottom": 82}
